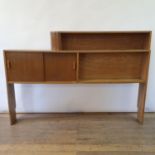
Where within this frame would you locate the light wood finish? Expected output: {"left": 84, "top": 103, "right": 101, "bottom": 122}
{"left": 51, "top": 32, "right": 62, "bottom": 50}
{"left": 137, "top": 52, "right": 151, "bottom": 123}
{"left": 3, "top": 52, "right": 17, "bottom": 125}
{"left": 51, "top": 31, "right": 151, "bottom": 124}
{"left": 3, "top": 49, "right": 150, "bottom": 53}
{"left": 78, "top": 152, "right": 155, "bottom": 155}
{"left": 76, "top": 52, "right": 79, "bottom": 81}
{"left": 79, "top": 53, "right": 145, "bottom": 80}
{"left": 4, "top": 52, "right": 44, "bottom": 82}
{"left": 6, "top": 84, "right": 16, "bottom": 125}
{"left": 4, "top": 50, "right": 149, "bottom": 84}
{"left": 7, "top": 79, "right": 145, "bottom": 84}
{"left": 4, "top": 31, "right": 151, "bottom": 125}
{"left": 44, "top": 53, "right": 76, "bottom": 81}
{"left": 0, "top": 113, "right": 155, "bottom": 154}
{"left": 51, "top": 31, "right": 151, "bottom": 50}
{"left": 78, "top": 79, "right": 145, "bottom": 83}
{"left": 8, "top": 81, "right": 78, "bottom": 84}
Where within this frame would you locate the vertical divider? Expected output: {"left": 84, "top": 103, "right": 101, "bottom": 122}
{"left": 141, "top": 52, "right": 150, "bottom": 81}
{"left": 76, "top": 52, "right": 79, "bottom": 82}
{"left": 42, "top": 52, "right": 46, "bottom": 82}
{"left": 51, "top": 32, "right": 62, "bottom": 51}
{"left": 145, "top": 32, "right": 152, "bottom": 50}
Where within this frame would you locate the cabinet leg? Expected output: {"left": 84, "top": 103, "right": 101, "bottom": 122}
{"left": 137, "top": 83, "right": 147, "bottom": 124}
{"left": 7, "top": 83, "right": 16, "bottom": 125}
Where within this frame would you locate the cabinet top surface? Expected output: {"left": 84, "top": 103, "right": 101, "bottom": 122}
{"left": 51, "top": 31, "right": 152, "bottom": 34}
{"left": 3, "top": 49, "right": 150, "bottom": 53}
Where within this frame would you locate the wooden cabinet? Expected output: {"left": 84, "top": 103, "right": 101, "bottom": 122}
{"left": 44, "top": 53, "right": 76, "bottom": 81}
{"left": 51, "top": 31, "right": 151, "bottom": 84}
{"left": 5, "top": 52, "right": 44, "bottom": 82}
{"left": 4, "top": 31, "right": 151, "bottom": 125}
{"left": 50, "top": 31, "right": 151, "bottom": 125}
{"left": 4, "top": 51, "right": 149, "bottom": 84}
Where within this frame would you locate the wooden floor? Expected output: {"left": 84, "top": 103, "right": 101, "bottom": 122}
{"left": 0, "top": 113, "right": 155, "bottom": 155}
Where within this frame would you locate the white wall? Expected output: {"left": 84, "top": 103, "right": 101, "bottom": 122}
{"left": 0, "top": 0, "right": 155, "bottom": 112}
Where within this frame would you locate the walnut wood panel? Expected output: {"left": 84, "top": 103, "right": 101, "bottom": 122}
{"left": 5, "top": 52, "right": 44, "bottom": 82}
{"left": 79, "top": 53, "right": 146, "bottom": 80}
{"left": 52, "top": 32, "right": 151, "bottom": 50}
{"left": 44, "top": 53, "right": 76, "bottom": 81}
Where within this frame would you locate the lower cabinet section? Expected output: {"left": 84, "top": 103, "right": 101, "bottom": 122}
{"left": 44, "top": 53, "right": 76, "bottom": 81}
{"left": 5, "top": 51, "right": 77, "bottom": 83}
{"left": 4, "top": 51, "right": 148, "bottom": 83}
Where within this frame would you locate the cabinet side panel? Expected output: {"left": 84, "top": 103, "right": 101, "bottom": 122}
{"left": 144, "top": 32, "right": 152, "bottom": 50}
{"left": 51, "top": 32, "right": 62, "bottom": 51}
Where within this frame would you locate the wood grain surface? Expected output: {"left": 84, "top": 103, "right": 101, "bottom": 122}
{"left": 51, "top": 32, "right": 151, "bottom": 50}
{"left": 0, "top": 113, "right": 155, "bottom": 154}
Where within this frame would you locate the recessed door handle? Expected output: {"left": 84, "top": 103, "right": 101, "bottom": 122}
{"left": 73, "top": 61, "right": 76, "bottom": 70}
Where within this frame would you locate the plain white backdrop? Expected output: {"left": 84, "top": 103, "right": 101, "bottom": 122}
{"left": 0, "top": 0, "right": 155, "bottom": 113}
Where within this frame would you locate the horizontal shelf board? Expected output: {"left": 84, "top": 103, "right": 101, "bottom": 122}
{"left": 4, "top": 49, "right": 150, "bottom": 53}
{"left": 8, "top": 81, "right": 77, "bottom": 84}
{"left": 52, "top": 31, "right": 152, "bottom": 34}
{"left": 76, "top": 50, "right": 150, "bottom": 53}
{"left": 8, "top": 79, "right": 145, "bottom": 84}
{"left": 78, "top": 79, "right": 145, "bottom": 83}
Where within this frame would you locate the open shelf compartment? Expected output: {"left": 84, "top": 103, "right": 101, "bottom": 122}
{"left": 78, "top": 52, "right": 149, "bottom": 83}
{"left": 51, "top": 31, "right": 151, "bottom": 50}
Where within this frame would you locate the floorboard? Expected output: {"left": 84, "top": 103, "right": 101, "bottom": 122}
{"left": 0, "top": 113, "right": 155, "bottom": 154}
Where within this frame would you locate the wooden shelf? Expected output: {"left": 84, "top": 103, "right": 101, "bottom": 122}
{"left": 51, "top": 31, "right": 151, "bottom": 51}
{"left": 4, "top": 51, "right": 149, "bottom": 84}
{"left": 4, "top": 31, "right": 152, "bottom": 125}
{"left": 72, "top": 50, "right": 150, "bottom": 53}
{"left": 78, "top": 79, "right": 145, "bottom": 84}
{"left": 56, "top": 50, "right": 150, "bottom": 53}
{"left": 8, "top": 79, "right": 145, "bottom": 84}
{"left": 52, "top": 31, "right": 151, "bottom": 33}
{"left": 8, "top": 81, "right": 77, "bottom": 84}
{"left": 4, "top": 49, "right": 150, "bottom": 53}
{"left": 78, "top": 52, "right": 148, "bottom": 82}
